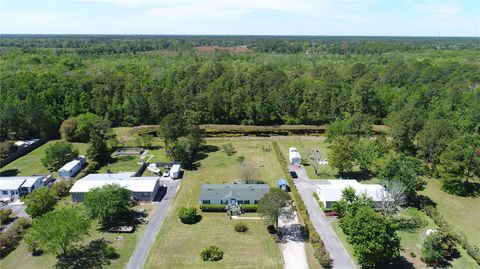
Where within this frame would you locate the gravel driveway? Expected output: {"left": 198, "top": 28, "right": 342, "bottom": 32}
{"left": 279, "top": 212, "right": 308, "bottom": 269}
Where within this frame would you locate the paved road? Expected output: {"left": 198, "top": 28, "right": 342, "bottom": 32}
{"left": 289, "top": 165, "right": 356, "bottom": 269}
{"left": 126, "top": 179, "right": 181, "bottom": 269}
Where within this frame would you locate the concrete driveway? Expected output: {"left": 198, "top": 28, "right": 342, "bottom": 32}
{"left": 289, "top": 165, "right": 356, "bottom": 269}
{"left": 126, "top": 179, "right": 181, "bottom": 269}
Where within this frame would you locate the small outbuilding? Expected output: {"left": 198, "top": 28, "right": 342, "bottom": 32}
{"left": 199, "top": 183, "right": 270, "bottom": 205}
{"left": 58, "top": 156, "right": 86, "bottom": 178}
{"left": 289, "top": 147, "right": 301, "bottom": 165}
{"left": 277, "top": 178, "right": 289, "bottom": 191}
{"left": 19, "top": 176, "right": 43, "bottom": 194}
{"left": 170, "top": 164, "right": 181, "bottom": 179}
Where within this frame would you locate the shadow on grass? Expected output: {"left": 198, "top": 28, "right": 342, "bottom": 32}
{"left": 373, "top": 256, "right": 415, "bottom": 269}
{"left": 336, "top": 171, "right": 372, "bottom": 181}
{"left": 0, "top": 169, "right": 19, "bottom": 176}
{"left": 55, "top": 239, "right": 119, "bottom": 269}
{"left": 188, "top": 145, "right": 220, "bottom": 171}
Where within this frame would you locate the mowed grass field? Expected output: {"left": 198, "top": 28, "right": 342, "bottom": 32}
{"left": 144, "top": 139, "right": 284, "bottom": 269}
{"left": 0, "top": 202, "right": 155, "bottom": 269}
{"left": 276, "top": 139, "right": 338, "bottom": 179}
{"left": 0, "top": 140, "right": 89, "bottom": 177}
{"left": 420, "top": 177, "right": 480, "bottom": 248}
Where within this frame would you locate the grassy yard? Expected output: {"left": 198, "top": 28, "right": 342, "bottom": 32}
{"left": 331, "top": 210, "right": 479, "bottom": 269}
{"left": 0, "top": 140, "right": 89, "bottom": 177}
{"left": 144, "top": 139, "right": 284, "bottom": 269}
{"left": 0, "top": 203, "right": 155, "bottom": 269}
{"left": 276, "top": 139, "right": 338, "bottom": 179}
{"left": 420, "top": 177, "right": 480, "bottom": 248}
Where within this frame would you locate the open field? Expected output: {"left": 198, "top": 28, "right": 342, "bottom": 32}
{"left": 0, "top": 140, "right": 89, "bottom": 177}
{"left": 144, "top": 139, "right": 284, "bottom": 269}
{"left": 194, "top": 45, "right": 250, "bottom": 53}
{"left": 0, "top": 202, "right": 155, "bottom": 269}
{"left": 420, "top": 177, "right": 480, "bottom": 248}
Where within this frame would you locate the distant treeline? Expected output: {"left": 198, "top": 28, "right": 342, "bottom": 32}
{"left": 1, "top": 35, "right": 479, "bottom": 55}
{"left": 0, "top": 37, "right": 479, "bottom": 143}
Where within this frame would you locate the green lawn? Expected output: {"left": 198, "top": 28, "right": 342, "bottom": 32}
{"left": 0, "top": 140, "right": 89, "bottom": 177}
{"left": 144, "top": 139, "right": 284, "bottom": 269}
{"left": 277, "top": 139, "right": 338, "bottom": 179}
{"left": 0, "top": 203, "right": 155, "bottom": 269}
{"left": 420, "top": 177, "right": 480, "bottom": 248}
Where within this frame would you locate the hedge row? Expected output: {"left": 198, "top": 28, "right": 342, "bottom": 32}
{"left": 200, "top": 204, "right": 226, "bottom": 212}
{"left": 241, "top": 204, "right": 258, "bottom": 212}
{"left": 422, "top": 205, "right": 480, "bottom": 265}
{"left": 272, "top": 142, "right": 331, "bottom": 268}
{"left": 199, "top": 204, "right": 258, "bottom": 212}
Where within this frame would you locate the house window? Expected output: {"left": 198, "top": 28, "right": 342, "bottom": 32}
{"left": 2, "top": 191, "right": 7, "bottom": 195}
{"left": 237, "top": 200, "right": 250, "bottom": 205}
{"left": 142, "top": 192, "right": 150, "bottom": 197}
{"left": 10, "top": 191, "right": 15, "bottom": 195}
{"left": 254, "top": 200, "right": 259, "bottom": 204}
{"left": 202, "top": 200, "right": 210, "bottom": 204}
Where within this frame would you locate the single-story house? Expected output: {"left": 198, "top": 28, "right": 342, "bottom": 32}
{"left": 0, "top": 177, "right": 25, "bottom": 199}
{"left": 316, "top": 180, "right": 390, "bottom": 209}
{"left": 58, "top": 156, "right": 86, "bottom": 178}
{"left": 289, "top": 147, "right": 301, "bottom": 165}
{"left": 70, "top": 172, "right": 160, "bottom": 202}
{"left": 199, "top": 183, "right": 270, "bottom": 205}
{"left": 170, "top": 164, "right": 181, "bottom": 179}
{"left": 0, "top": 176, "right": 45, "bottom": 199}
{"left": 277, "top": 178, "right": 289, "bottom": 191}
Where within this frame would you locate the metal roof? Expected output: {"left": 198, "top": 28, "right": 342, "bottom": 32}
{"left": 316, "top": 180, "right": 389, "bottom": 202}
{"left": 70, "top": 173, "right": 159, "bottom": 193}
{"left": 0, "top": 177, "right": 26, "bottom": 190}
{"left": 200, "top": 184, "right": 270, "bottom": 201}
{"left": 59, "top": 159, "right": 81, "bottom": 172}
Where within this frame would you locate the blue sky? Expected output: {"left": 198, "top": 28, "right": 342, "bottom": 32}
{"left": 1, "top": 0, "right": 479, "bottom": 36}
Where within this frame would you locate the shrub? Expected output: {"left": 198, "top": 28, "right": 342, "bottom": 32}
{"left": 241, "top": 204, "right": 258, "bottom": 213}
{"left": 15, "top": 217, "right": 31, "bottom": 230}
{"left": 234, "top": 222, "right": 249, "bottom": 233}
{"left": 200, "top": 245, "right": 224, "bottom": 261}
{"left": 51, "top": 180, "right": 74, "bottom": 197}
{"left": 177, "top": 207, "right": 199, "bottom": 224}
{"left": 313, "top": 192, "right": 325, "bottom": 211}
{"left": 199, "top": 204, "right": 226, "bottom": 212}
{"left": 221, "top": 143, "right": 235, "bottom": 156}
{"left": 395, "top": 208, "right": 428, "bottom": 231}
{"left": 267, "top": 224, "right": 276, "bottom": 234}
{"left": 236, "top": 156, "right": 245, "bottom": 163}
{"left": 0, "top": 208, "right": 13, "bottom": 225}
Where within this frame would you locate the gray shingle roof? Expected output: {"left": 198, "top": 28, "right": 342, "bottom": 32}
{"left": 200, "top": 184, "right": 270, "bottom": 201}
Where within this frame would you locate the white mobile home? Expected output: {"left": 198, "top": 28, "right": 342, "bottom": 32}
{"left": 70, "top": 172, "right": 160, "bottom": 202}
{"left": 289, "top": 147, "right": 301, "bottom": 165}
{"left": 170, "top": 164, "right": 181, "bottom": 179}
{"left": 58, "top": 156, "right": 86, "bottom": 178}
{"left": 316, "top": 180, "right": 390, "bottom": 209}
{"left": 0, "top": 178, "right": 25, "bottom": 200}
{"left": 0, "top": 176, "right": 48, "bottom": 200}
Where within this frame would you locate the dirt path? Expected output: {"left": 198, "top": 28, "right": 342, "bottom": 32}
{"left": 279, "top": 212, "right": 308, "bottom": 269}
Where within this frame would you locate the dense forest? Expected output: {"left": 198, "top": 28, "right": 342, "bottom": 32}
{"left": 0, "top": 35, "right": 479, "bottom": 143}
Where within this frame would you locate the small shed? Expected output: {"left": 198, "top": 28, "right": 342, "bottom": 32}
{"left": 58, "top": 156, "right": 86, "bottom": 178}
{"left": 277, "top": 178, "right": 289, "bottom": 191}
{"left": 289, "top": 147, "right": 301, "bottom": 165}
{"left": 170, "top": 164, "right": 181, "bottom": 179}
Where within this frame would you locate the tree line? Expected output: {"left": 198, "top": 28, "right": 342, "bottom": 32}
{"left": 1, "top": 40, "right": 478, "bottom": 141}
